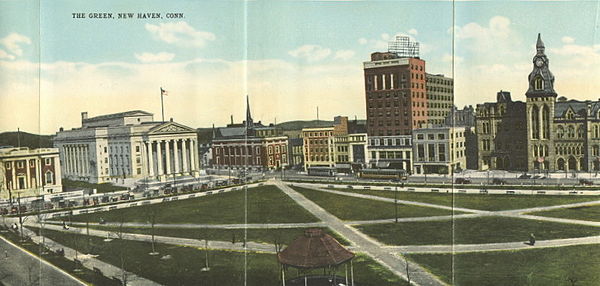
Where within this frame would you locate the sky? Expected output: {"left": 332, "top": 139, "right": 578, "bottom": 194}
{"left": 0, "top": 0, "right": 599, "bottom": 134}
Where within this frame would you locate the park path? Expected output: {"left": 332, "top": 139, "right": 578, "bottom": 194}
{"left": 300, "top": 184, "right": 600, "bottom": 227}
{"left": 53, "top": 221, "right": 327, "bottom": 229}
{"left": 384, "top": 234, "right": 600, "bottom": 254}
{"left": 28, "top": 221, "right": 278, "bottom": 254}
{"left": 275, "top": 180, "right": 447, "bottom": 286}
{"left": 298, "top": 184, "right": 487, "bottom": 214}
{"left": 18, "top": 224, "right": 160, "bottom": 286}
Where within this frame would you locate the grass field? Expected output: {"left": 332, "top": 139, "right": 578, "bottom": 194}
{"left": 327, "top": 187, "right": 600, "bottom": 211}
{"left": 357, "top": 216, "right": 600, "bottom": 245}
{"left": 36, "top": 228, "right": 404, "bottom": 286}
{"left": 531, "top": 205, "right": 600, "bottom": 222}
{"left": 86, "top": 225, "right": 351, "bottom": 246}
{"left": 407, "top": 244, "right": 600, "bottom": 286}
{"left": 291, "top": 186, "right": 456, "bottom": 221}
{"left": 69, "top": 186, "right": 319, "bottom": 224}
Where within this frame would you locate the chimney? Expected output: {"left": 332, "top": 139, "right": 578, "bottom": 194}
{"left": 230, "top": 115, "right": 234, "bottom": 125}
{"left": 81, "top": 112, "right": 88, "bottom": 121}
{"left": 170, "top": 117, "right": 173, "bottom": 122}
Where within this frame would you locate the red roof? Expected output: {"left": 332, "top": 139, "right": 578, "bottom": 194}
{"left": 277, "top": 229, "right": 354, "bottom": 269}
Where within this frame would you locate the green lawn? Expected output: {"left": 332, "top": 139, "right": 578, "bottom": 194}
{"left": 328, "top": 188, "right": 600, "bottom": 211}
{"left": 63, "top": 179, "right": 128, "bottom": 193}
{"left": 86, "top": 225, "right": 351, "bottom": 246}
{"left": 357, "top": 216, "right": 600, "bottom": 245}
{"left": 532, "top": 205, "right": 600, "bottom": 222}
{"left": 291, "top": 186, "right": 456, "bottom": 221}
{"left": 69, "top": 186, "right": 319, "bottom": 224}
{"left": 36, "top": 228, "right": 404, "bottom": 286}
{"left": 408, "top": 244, "right": 600, "bottom": 286}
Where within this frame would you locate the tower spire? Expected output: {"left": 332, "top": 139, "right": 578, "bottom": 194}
{"left": 245, "top": 94, "right": 253, "bottom": 128}
{"left": 536, "top": 33, "right": 545, "bottom": 54}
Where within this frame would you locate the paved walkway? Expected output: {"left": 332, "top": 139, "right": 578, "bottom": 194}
{"left": 384, "top": 234, "right": 600, "bottom": 254}
{"left": 29, "top": 222, "right": 278, "bottom": 254}
{"left": 0, "top": 232, "right": 85, "bottom": 286}
{"left": 19, "top": 225, "right": 159, "bottom": 286}
{"left": 275, "top": 180, "right": 447, "bottom": 286}
{"left": 53, "top": 221, "right": 327, "bottom": 229}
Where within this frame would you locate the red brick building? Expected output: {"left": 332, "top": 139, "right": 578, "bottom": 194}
{"left": 364, "top": 50, "right": 427, "bottom": 136}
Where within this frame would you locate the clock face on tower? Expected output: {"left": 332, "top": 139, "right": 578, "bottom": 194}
{"left": 536, "top": 59, "right": 544, "bottom": 67}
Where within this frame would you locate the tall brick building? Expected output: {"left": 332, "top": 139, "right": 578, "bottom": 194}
{"left": 364, "top": 36, "right": 427, "bottom": 136}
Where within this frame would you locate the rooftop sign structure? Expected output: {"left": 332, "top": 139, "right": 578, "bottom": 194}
{"left": 388, "top": 35, "right": 420, "bottom": 58}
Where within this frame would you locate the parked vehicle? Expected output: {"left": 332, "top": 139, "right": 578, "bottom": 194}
{"left": 579, "top": 179, "right": 593, "bottom": 186}
{"left": 455, "top": 178, "right": 472, "bottom": 184}
{"left": 518, "top": 173, "right": 531, "bottom": 179}
{"left": 492, "top": 178, "right": 507, "bottom": 185}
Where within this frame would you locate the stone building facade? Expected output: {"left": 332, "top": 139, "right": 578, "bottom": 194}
{"left": 476, "top": 34, "right": 600, "bottom": 172}
{"left": 54, "top": 111, "right": 199, "bottom": 183}
{"left": 426, "top": 73, "right": 454, "bottom": 126}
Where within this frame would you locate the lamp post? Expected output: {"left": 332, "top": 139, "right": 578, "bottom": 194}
{"left": 394, "top": 182, "right": 398, "bottom": 223}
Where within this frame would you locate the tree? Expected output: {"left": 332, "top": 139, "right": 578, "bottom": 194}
{"left": 145, "top": 208, "right": 159, "bottom": 255}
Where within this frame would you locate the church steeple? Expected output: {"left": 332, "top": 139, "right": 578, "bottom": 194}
{"left": 526, "top": 33, "right": 556, "bottom": 97}
{"left": 536, "top": 33, "right": 545, "bottom": 54}
{"left": 245, "top": 94, "right": 253, "bottom": 128}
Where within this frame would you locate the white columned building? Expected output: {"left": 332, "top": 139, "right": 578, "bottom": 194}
{"left": 54, "top": 110, "right": 200, "bottom": 184}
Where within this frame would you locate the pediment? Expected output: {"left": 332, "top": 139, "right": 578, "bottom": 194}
{"left": 148, "top": 122, "right": 196, "bottom": 134}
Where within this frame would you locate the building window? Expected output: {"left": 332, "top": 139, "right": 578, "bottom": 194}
{"left": 29, "top": 160, "right": 35, "bottom": 167}
{"left": 16, "top": 161, "right": 25, "bottom": 168}
{"left": 136, "top": 146, "right": 140, "bottom": 152}
{"left": 534, "top": 76, "right": 543, "bottom": 90}
{"left": 45, "top": 171, "right": 54, "bottom": 185}
{"left": 45, "top": 158, "right": 52, "bottom": 165}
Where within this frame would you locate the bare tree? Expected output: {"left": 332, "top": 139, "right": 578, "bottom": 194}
{"left": 403, "top": 254, "right": 411, "bottom": 286}
{"left": 145, "top": 208, "right": 159, "bottom": 255}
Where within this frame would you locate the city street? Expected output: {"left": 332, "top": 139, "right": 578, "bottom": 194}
{"left": 0, "top": 233, "right": 84, "bottom": 286}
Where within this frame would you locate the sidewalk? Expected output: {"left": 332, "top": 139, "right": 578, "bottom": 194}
{"left": 20, "top": 226, "right": 160, "bottom": 286}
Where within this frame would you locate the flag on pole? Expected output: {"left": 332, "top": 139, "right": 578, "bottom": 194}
{"left": 161, "top": 87, "right": 168, "bottom": 96}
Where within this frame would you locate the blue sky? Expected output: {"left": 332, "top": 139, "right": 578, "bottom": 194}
{"left": 0, "top": 0, "right": 599, "bottom": 134}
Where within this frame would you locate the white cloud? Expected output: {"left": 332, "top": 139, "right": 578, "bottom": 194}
{"left": 134, "top": 52, "right": 175, "bottom": 63}
{"left": 0, "top": 49, "right": 15, "bottom": 60}
{"left": 288, "top": 45, "right": 332, "bottom": 62}
{"left": 0, "top": 33, "right": 31, "bottom": 58}
{"left": 334, "top": 50, "right": 355, "bottom": 60}
{"left": 550, "top": 44, "right": 600, "bottom": 67}
{"left": 561, "top": 36, "right": 575, "bottom": 44}
{"left": 442, "top": 53, "right": 463, "bottom": 64}
{"left": 145, "top": 21, "right": 215, "bottom": 48}
{"left": 357, "top": 32, "right": 423, "bottom": 53}
{"left": 454, "top": 16, "right": 511, "bottom": 41}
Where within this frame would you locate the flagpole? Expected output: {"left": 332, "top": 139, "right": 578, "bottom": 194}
{"left": 160, "top": 87, "right": 165, "bottom": 122}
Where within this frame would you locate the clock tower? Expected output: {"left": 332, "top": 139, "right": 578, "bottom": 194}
{"left": 526, "top": 33, "right": 556, "bottom": 171}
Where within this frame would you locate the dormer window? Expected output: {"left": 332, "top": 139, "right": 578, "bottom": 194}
{"left": 534, "top": 76, "right": 544, "bottom": 91}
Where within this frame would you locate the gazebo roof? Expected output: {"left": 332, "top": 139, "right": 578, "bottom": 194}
{"left": 277, "top": 229, "right": 354, "bottom": 269}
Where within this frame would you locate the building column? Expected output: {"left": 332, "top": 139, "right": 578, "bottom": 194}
{"left": 173, "top": 139, "right": 180, "bottom": 174}
{"left": 26, "top": 159, "right": 31, "bottom": 189}
{"left": 157, "top": 140, "right": 164, "bottom": 176}
{"left": 73, "top": 145, "right": 79, "bottom": 176}
{"left": 54, "top": 156, "right": 61, "bottom": 187}
{"left": 66, "top": 146, "right": 71, "bottom": 175}
{"left": 165, "top": 140, "right": 172, "bottom": 176}
{"left": 189, "top": 139, "right": 196, "bottom": 173}
{"left": 11, "top": 161, "right": 16, "bottom": 190}
{"left": 181, "top": 139, "right": 189, "bottom": 173}
{"left": 35, "top": 158, "right": 41, "bottom": 189}
{"left": 147, "top": 141, "right": 155, "bottom": 177}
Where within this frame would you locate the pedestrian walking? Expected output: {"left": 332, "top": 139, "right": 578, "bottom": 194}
{"left": 4, "top": 250, "right": 8, "bottom": 259}
{"left": 529, "top": 233, "right": 536, "bottom": 246}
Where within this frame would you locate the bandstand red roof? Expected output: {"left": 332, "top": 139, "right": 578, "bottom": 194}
{"left": 277, "top": 228, "right": 354, "bottom": 269}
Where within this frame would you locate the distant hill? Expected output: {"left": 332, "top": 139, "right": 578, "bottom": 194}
{"left": 0, "top": 132, "right": 53, "bottom": 149}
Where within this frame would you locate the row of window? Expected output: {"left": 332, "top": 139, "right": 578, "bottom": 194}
{"left": 4, "top": 158, "right": 53, "bottom": 169}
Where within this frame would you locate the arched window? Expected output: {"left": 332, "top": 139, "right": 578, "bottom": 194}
{"left": 45, "top": 171, "right": 54, "bottom": 185}
{"left": 577, "top": 126, "right": 584, "bottom": 138}
{"left": 534, "top": 76, "right": 544, "bottom": 90}
{"left": 531, "top": 106, "right": 540, "bottom": 139}
{"left": 557, "top": 125, "right": 565, "bottom": 139}
{"left": 542, "top": 105, "right": 550, "bottom": 139}
{"left": 567, "top": 126, "right": 575, "bottom": 138}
